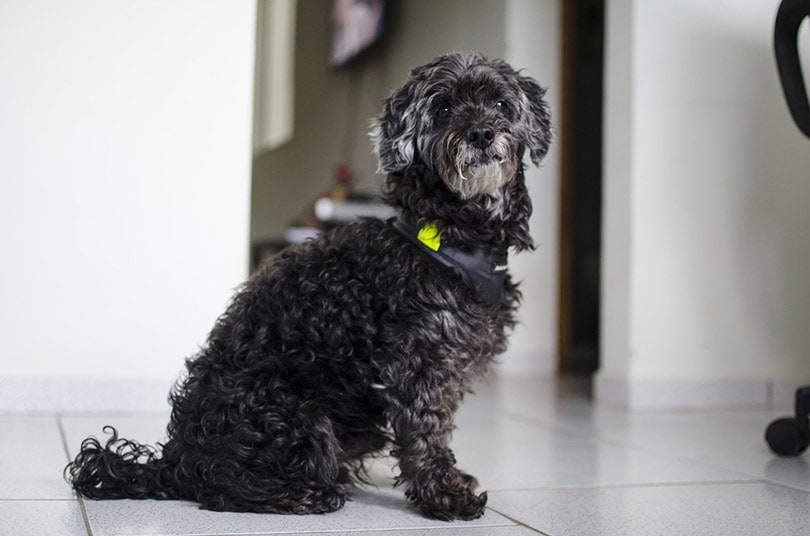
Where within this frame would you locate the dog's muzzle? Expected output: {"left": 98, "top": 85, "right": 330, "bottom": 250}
{"left": 442, "top": 130, "right": 516, "bottom": 199}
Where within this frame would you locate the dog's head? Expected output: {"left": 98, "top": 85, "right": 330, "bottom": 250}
{"left": 371, "top": 52, "right": 551, "bottom": 200}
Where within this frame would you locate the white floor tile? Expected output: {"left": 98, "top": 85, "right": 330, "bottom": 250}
{"left": 0, "top": 500, "right": 87, "bottom": 536}
{"left": 467, "top": 377, "right": 595, "bottom": 426}
{"left": 579, "top": 410, "right": 810, "bottom": 491}
{"left": 463, "top": 377, "right": 810, "bottom": 492}
{"left": 454, "top": 435, "right": 748, "bottom": 491}
{"left": 488, "top": 482, "right": 810, "bottom": 536}
{"left": 453, "top": 407, "right": 574, "bottom": 448}
{"left": 450, "top": 410, "right": 746, "bottom": 491}
{"left": 0, "top": 416, "right": 75, "bottom": 500}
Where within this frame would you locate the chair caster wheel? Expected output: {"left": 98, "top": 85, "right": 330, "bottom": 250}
{"left": 765, "top": 386, "right": 810, "bottom": 457}
{"left": 765, "top": 417, "right": 809, "bottom": 456}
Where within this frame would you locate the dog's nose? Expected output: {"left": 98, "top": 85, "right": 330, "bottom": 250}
{"left": 466, "top": 126, "right": 494, "bottom": 149}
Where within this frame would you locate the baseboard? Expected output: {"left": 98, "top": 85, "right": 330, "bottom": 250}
{"left": 595, "top": 375, "right": 810, "bottom": 411}
{"left": 0, "top": 377, "right": 174, "bottom": 413}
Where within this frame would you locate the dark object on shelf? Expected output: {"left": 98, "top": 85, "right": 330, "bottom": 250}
{"left": 766, "top": 387, "right": 810, "bottom": 456}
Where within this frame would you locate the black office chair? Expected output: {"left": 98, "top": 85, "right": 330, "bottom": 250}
{"left": 764, "top": 0, "right": 810, "bottom": 457}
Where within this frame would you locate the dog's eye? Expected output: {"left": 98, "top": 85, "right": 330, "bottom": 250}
{"left": 435, "top": 105, "right": 451, "bottom": 120}
{"left": 495, "top": 101, "right": 509, "bottom": 114}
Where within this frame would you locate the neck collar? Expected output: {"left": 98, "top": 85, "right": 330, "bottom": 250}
{"left": 391, "top": 217, "right": 508, "bottom": 306}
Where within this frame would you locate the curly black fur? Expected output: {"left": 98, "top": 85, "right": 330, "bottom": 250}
{"left": 65, "top": 52, "right": 551, "bottom": 521}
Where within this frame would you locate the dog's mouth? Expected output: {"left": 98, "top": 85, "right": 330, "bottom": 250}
{"left": 465, "top": 151, "right": 505, "bottom": 169}
{"left": 439, "top": 134, "right": 516, "bottom": 199}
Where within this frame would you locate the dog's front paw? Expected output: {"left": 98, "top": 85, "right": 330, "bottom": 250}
{"left": 407, "top": 480, "right": 488, "bottom": 521}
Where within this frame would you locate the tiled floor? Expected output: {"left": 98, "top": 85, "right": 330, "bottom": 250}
{"left": 3, "top": 377, "right": 810, "bottom": 535}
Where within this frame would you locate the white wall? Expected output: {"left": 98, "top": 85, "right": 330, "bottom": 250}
{"left": 502, "top": 0, "right": 562, "bottom": 377}
{"left": 599, "top": 0, "right": 810, "bottom": 409}
{"left": 0, "top": 1, "right": 256, "bottom": 410}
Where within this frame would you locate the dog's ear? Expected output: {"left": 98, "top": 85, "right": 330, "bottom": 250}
{"left": 370, "top": 73, "right": 422, "bottom": 174}
{"left": 516, "top": 76, "right": 552, "bottom": 166}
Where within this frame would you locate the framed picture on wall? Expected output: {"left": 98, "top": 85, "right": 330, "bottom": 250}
{"left": 331, "top": 0, "right": 385, "bottom": 66}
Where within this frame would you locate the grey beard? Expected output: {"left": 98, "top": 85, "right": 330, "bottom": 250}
{"left": 443, "top": 137, "right": 516, "bottom": 199}
{"left": 451, "top": 161, "right": 512, "bottom": 199}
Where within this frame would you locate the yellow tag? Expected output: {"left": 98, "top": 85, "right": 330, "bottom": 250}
{"left": 417, "top": 222, "right": 442, "bottom": 251}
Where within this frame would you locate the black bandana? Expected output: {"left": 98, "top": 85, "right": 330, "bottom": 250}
{"left": 390, "top": 217, "right": 508, "bottom": 306}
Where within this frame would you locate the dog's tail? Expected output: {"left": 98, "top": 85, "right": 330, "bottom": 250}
{"left": 65, "top": 426, "right": 181, "bottom": 501}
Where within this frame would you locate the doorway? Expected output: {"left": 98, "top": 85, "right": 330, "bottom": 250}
{"left": 559, "top": 0, "right": 605, "bottom": 375}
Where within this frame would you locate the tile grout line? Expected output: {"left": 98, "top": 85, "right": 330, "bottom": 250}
{"left": 484, "top": 506, "right": 549, "bottom": 535}
{"left": 0, "top": 498, "right": 78, "bottom": 502}
{"left": 487, "top": 479, "right": 764, "bottom": 494}
{"left": 755, "top": 477, "right": 810, "bottom": 495}
{"left": 56, "top": 415, "right": 95, "bottom": 536}
{"left": 75, "top": 496, "right": 94, "bottom": 536}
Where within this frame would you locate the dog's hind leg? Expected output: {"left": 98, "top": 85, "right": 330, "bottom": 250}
{"left": 259, "top": 412, "right": 349, "bottom": 514}
{"left": 184, "top": 408, "right": 349, "bottom": 515}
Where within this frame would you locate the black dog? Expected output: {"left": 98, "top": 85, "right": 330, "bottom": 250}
{"left": 66, "top": 52, "right": 551, "bottom": 521}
